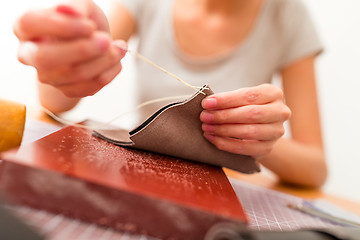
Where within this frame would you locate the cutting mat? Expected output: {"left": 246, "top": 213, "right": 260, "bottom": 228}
{"left": 8, "top": 205, "right": 152, "bottom": 240}
{"left": 229, "top": 178, "right": 341, "bottom": 231}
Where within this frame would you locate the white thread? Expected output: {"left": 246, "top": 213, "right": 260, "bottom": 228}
{"left": 123, "top": 47, "right": 206, "bottom": 95}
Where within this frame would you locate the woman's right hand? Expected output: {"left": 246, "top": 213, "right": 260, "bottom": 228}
{"left": 14, "top": 0, "right": 127, "bottom": 97}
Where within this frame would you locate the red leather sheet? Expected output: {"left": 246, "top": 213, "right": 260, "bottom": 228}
{"left": 0, "top": 126, "right": 247, "bottom": 239}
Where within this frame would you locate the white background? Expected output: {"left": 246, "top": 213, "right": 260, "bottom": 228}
{"left": 1, "top": 0, "right": 360, "bottom": 203}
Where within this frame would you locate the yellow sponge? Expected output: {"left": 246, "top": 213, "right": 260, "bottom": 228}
{"left": 0, "top": 99, "right": 26, "bottom": 152}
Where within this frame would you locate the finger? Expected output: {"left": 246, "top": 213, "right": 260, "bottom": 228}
{"left": 42, "top": 43, "right": 126, "bottom": 86}
{"left": 203, "top": 133, "right": 275, "bottom": 158}
{"left": 200, "top": 101, "right": 291, "bottom": 124}
{"left": 18, "top": 32, "right": 111, "bottom": 70}
{"left": 64, "top": 0, "right": 110, "bottom": 32}
{"left": 65, "top": 0, "right": 93, "bottom": 17}
{"left": 202, "top": 84, "right": 283, "bottom": 110}
{"left": 14, "top": 8, "right": 95, "bottom": 41}
{"left": 56, "top": 60, "right": 122, "bottom": 98}
{"left": 202, "top": 123, "right": 285, "bottom": 141}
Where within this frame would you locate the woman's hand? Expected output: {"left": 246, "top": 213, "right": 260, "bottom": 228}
{"left": 14, "top": 0, "right": 127, "bottom": 97}
{"left": 200, "top": 84, "right": 291, "bottom": 159}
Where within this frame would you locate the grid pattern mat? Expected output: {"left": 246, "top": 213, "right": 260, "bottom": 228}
{"left": 8, "top": 179, "right": 344, "bottom": 239}
{"left": 229, "top": 177, "right": 339, "bottom": 231}
{"left": 8, "top": 205, "right": 156, "bottom": 240}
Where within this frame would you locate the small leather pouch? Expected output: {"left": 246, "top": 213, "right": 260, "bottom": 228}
{"left": 94, "top": 85, "right": 260, "bottom": 174}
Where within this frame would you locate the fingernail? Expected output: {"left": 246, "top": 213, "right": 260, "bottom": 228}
{"left": 18, "top": 41, "right": 39, "bottom": 64}
{"left": 56, "top": 5, "right": 82, "bottom": 17}
{"left": 202, "top": 123, "right": 215, "bottom": 133}
{"left": 202, "top": 97, "right": 217, "bottom": 109}
{"left": 200, "top": 111, "right": 214, "bottom": 123}
{"left": 204, "top": 133, "right": 215, "bottom": 142}
{"left": 113, "top": 40, "right": 128, "bottom": 56}
{"left": 94, "top": 33, "right": 110, "bottom": 52}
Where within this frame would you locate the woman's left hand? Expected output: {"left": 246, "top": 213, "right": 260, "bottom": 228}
{"left": 200, "top": 84, "right": 291, "bottom": 159}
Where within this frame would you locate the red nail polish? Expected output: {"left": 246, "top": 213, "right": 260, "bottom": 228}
{"left": 56, "top": 5, "right": 82, "bottom": 17}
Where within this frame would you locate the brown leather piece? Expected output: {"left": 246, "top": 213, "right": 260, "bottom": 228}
{"left": 94, "top": 85, "right": 260, "bottom": 174}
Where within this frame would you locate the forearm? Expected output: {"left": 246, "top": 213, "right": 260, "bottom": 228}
{"left": 38, "top": 82, "right": 80, "bottom": 113}
{"left": 260, "top": 137, "right": 327, "bottom": 188}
